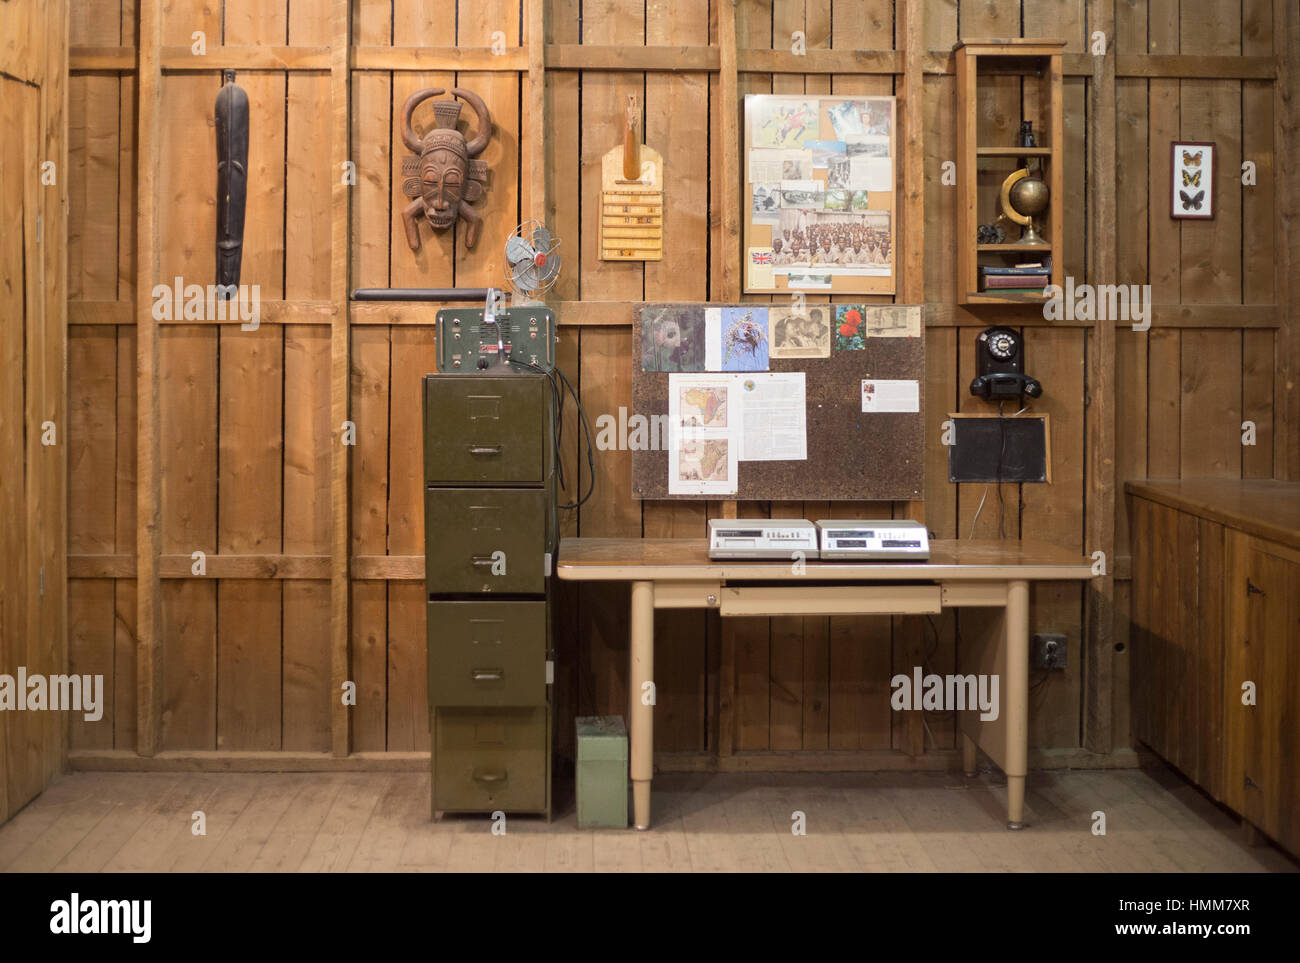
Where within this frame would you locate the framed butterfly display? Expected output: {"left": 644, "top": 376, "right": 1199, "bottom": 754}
{"left": 1170, "top": 141, "right": 1215, "bottom": 220}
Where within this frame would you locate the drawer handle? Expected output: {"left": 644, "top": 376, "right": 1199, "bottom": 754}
{"left": 468, "top": 445, "right": 502, "bottom": 456}
{"left": 471, "top": 556, "right": 497, "bottom": 568}
{"left": 473, "top": 767, "right": 507, "bottom": 785}
{"left": 472, "top": 668, "right": 504, "bottom": 682}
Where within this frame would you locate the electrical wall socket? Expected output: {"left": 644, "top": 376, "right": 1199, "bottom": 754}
{"left": 1033, "top": 632, "right": 1067, "bottom": 669}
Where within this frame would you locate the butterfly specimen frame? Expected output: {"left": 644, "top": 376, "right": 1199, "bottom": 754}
{"left": 1170, "top": 141, "right": 1215, "bottom": 220}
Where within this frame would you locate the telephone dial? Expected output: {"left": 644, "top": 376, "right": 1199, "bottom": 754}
{"left": 969, "top": 326, "right": 1042, "bottom": 400}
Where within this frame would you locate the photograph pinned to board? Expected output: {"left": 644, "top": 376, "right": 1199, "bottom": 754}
{"left": 774, "top": 210, "right": 890, "bottom": 271}
{"left": 667, "top": 373, "right": 740, "bottom": 495}
{"left": 782, "top": 152, "right": 813, "bottom": 180}
{"left": 770, "top": 305, "right": 831, "bottom": 358}
{"left": 835, "top": 304, "right": 923, "bottom": 350}
{"left": 865, "top": 304, "right": 922, "bottom": 338}
{"left": 826, "top": 153, "right": 852, "bottom": 189}
{"left": 780, "top": 184, "right": 825, "bottom": 209}
{"left": 835, "top": 305, "right": 868, "bottom": 351}
{"left": 752, "top": 183, "right": 781, "bottom": 218}
{"left": 640, "top": 305, "right": 706, "bottom": 372}
{"left": 751, "top": 99, "right": 819, "bottom": 149}
{"left": 719, "top": 306, "right": 770, "bottom": 371}
{"left": 744, "top": 93, "right": 896, "bottom": 295}
{"left": 824, "top": 189, "right": 851, "bottom": 211}
{"left": 806, "top": 140, "right": 846, "bottom": 167}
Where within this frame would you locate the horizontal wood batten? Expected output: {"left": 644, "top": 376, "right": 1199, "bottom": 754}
{"left": 68, "top": 300, "right": 336, "bottom": 325}
{"left": 71, "top": 45, "right": 1279, "bottom": 81}
{"left": 351, "top": 46, "right": 527, "bottom": 71}
{"left": 70, "top": 554, "right": 425, "bottom": 580}
{"left": 69, "top": 299, "right": 1284, "bottom": 329}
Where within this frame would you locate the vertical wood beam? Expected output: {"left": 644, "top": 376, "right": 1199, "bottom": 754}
{"left": 134, "top": 0, "right": 162, "bottom": 757}
{"left": 718, "top": 0, "right": 740, "bottom": 302}
{"left": 900, "top": 0, "right": 925, "bottom": 306}
{"left": 1085, "top": 0, "right": 1117, "bottom": 752}
{"left": 715, "top": 0, "right": 741, "bottom": 754}
{"left": 1278, "top": 0, "right": 1300, "bottom": 481}
{"left": 43, "top": 0, "right": 71, "bottom": 782}
{"left": 527, "top": 0, "right": 548, "bottom": 225}
{"left": 329, "top": 0, "right": 351, "bottom": 756}
{"left": 898, "top": 0, "right": 927, "bottom": 756}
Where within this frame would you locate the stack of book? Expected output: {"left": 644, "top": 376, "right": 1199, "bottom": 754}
{"left": 980, "top": 258, "right": 1051, "bottom": 294}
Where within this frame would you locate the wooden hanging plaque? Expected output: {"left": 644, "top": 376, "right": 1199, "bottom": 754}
{"left": 600, "top": 144, "right": 664, "bottom": 261}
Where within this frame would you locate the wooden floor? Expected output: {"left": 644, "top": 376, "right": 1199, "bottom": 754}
{"left": 0, "top": 765, "right": 1293, "bottom": 872}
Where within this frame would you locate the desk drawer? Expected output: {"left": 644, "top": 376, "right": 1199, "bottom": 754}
{"left": 424, "top": 375, "right": 548, "bottom": 485}
{"left": 718, "top": 584, "right": 942, "bottom": 616}
{"left": 428, "top": 601, "right": 548, "bottom": 707}
{"left": 425, "top": 488, "right": 548, "bottom": 595}
{"left": 433, "top": 707, "right": 547, "bottom": 812}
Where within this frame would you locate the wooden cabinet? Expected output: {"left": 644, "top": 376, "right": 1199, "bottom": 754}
{"left": 1128, "top": 480, "right": 1300, "bottom": 856}
{"left": 1223, "top": 533, "right": 1300, "bottom": 854}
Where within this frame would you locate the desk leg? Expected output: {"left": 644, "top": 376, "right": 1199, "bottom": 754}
{"left": 629, "top": 580, "right": 655, "bottom": 831}
{"left": 961, "top": 732, "right": 977, "bottom": 777}
{"left": 1005, "top": 579, "right": 1029, "bottom": 830}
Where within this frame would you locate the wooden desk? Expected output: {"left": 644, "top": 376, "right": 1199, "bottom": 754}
{"left": 557, "top": 537, "right": 1094, "bottom": 830}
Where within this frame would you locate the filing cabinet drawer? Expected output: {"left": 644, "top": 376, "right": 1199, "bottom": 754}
{"left": 424, "top": 375, "right": 549, "bottom": 485}
{"left": 425, "top": 489, "right": 548, "bottom": 595}
{"left": 433, "top": 707, "right": 547, "bottom": 812}
{"left": 428, "top": 601, "right": 547, "bottom": 706}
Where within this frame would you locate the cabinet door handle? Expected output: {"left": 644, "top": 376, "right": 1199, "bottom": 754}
{"left": 1246, "top": 578, "right": 1265, "bottom": 597}
{"left": 468, "top": 445, "right": 502, "bottom": 456}
{"left": 472, "top": 668, "right": 504, "bottom": 682}
{"left": 473, "top": 767, "right": 507, "bottom": 785}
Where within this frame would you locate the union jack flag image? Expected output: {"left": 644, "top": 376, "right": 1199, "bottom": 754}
{"left": 751, "top": 250, "right": 773, "bottom": 265}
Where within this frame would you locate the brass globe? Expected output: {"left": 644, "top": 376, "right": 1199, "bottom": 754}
{"left": 1008, "top": 174, "right": 1050, "bottom": 218}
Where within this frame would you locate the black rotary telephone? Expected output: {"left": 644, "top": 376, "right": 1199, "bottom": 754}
{"left": 969, "top": 326, "right": 1042, "bottom": 400}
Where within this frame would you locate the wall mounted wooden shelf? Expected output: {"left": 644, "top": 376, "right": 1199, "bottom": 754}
{"left": 955, "top": 40, "right": 1065, "bottom": 306}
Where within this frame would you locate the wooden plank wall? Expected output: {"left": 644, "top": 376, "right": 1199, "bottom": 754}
{"left": 59, "top": 0, "right": 1296, "bottom": 770}
{"left": 0, "top": 0, "right": 69, "bottom": 821}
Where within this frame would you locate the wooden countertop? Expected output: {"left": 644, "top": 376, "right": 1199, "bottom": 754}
{"left": 1125, "top": 479, "right": 1300, "bottom": 551}
{"left": 556, "top": 537, "right": 1094, "bottom": 582}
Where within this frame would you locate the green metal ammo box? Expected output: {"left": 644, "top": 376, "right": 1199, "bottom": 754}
{"left": 424, "top": 371, "right": 555, "bottom": 820}
{"left": 575, "top": 716, "right": 628, "bottom": 829}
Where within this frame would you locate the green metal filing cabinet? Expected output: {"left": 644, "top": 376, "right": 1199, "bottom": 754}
{"left": 423, "top": 373, "right": 555, "bottom": 819}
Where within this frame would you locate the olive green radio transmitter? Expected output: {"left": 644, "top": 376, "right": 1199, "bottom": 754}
{"left": 437, "top": 306, "right": 557, "bottom": 373}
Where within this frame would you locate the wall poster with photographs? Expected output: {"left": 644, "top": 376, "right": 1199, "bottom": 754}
{"left": 744, "top": 94, "right": 896, "bottom": 295}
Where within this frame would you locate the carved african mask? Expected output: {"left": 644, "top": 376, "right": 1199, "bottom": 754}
{"left": 400, "top": 87, "right": 492, "bottom": 251}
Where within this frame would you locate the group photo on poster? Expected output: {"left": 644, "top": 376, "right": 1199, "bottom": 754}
{"left": 770, "top": 209, "right": 891, "bottom": 272}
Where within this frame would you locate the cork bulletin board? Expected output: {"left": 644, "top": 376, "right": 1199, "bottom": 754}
{"left": 743, "top": 95, "right": 897, "bottom": 296}
{"left": 631, "top": 304, "right": 925, "bottom": 502}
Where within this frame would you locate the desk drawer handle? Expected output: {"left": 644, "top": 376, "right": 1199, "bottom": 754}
{"left": 473, "top": 767, "right": 507, "bottom": 785}
{"left": 468, "top": 445, "right": 502, "bottom": 456}
{"left": 472, "top": 668, "right": 504, "bottom": 682}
